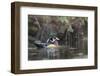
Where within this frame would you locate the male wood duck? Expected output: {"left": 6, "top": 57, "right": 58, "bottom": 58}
{"left": 34, "top": 36, "right": 59, "bottom": 48}
{"left": 46, "top": 37, "right": 59, "bottom": 47}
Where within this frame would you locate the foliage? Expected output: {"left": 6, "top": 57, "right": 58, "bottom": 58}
{"left": 28, "top": 15, "right": 88, "bottom": 49}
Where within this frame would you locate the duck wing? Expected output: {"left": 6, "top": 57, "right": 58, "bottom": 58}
{"left": 34, "top": 42, "right": 47, "bottom": 48}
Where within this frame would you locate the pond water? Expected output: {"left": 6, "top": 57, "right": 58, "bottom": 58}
{"left": 28, "top": 46, "right": 87, "bottom": 60}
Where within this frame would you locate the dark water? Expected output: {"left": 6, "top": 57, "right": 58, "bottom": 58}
{"left": 28, "top": 46, "right": 87, "bottom": 60}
